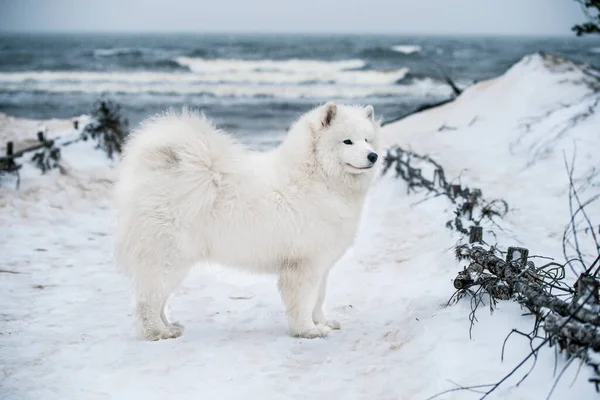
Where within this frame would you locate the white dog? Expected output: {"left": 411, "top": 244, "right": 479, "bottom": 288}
{"left": 115, "top": 102, "right": 380, "bottom": 340}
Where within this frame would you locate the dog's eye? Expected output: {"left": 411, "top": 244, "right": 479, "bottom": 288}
{"left": 343, "top": 140, "right": 353, "bottom": 145}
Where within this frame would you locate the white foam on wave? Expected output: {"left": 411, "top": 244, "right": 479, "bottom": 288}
{"left": 0, "top": 67, "right": 409, "bottom": 87}
{"left": 175, "top": 57, "right": 366, "bottom": 73}
{"left": 391, "top": 45, "right": 421, "bottom": 54}
{"left": 590, "top": 47, "right": 600, "bottom": 54}
{"left": 0, "top": 71, "right": 451, "bottom": 99}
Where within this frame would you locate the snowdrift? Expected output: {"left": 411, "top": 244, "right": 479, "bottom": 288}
{"left": 381, "top": 52, "right": 600, "bottom": 262}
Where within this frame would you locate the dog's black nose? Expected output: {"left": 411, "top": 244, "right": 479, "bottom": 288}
{"left": 367, "top": 152, "right": 378, "bottom": 164}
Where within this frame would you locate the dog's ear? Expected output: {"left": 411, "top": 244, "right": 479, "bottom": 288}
{"left": 321, "top": 102, "right": 337, "bottom": 128}
{"left": 364, "top": 105, "right": 374, "bottom": 122}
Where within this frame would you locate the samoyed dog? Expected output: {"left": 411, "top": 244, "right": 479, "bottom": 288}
{"left": 115, "top": 102, "right": 380, "bottom": 340}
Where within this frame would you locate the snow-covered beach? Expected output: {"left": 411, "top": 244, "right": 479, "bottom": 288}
{"left": 2, "top": 53, "right": 600, "bottom": 399}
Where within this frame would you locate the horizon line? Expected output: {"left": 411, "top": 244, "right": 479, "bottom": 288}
{"left": 0, "top": 30, "right": 587, "bottom": 38}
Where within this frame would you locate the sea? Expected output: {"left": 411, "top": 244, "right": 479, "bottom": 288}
{"left": 1, "top": 33, "right": 599, "bottom": 148}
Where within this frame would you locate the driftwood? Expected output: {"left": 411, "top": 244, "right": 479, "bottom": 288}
{"left": 382, "top": 98, "right": 600, "bottom": 398}
{"left": 450, "top": 232, "right": 600, "bottom": 395}
{"left": 455, "top": 244, "right": 600, "bottom": 326}
{"left": 435, "top": 147, "right": 600, "bottom": 397}
{"left": 545, "top": 313, "right": 600, "bottom": 352}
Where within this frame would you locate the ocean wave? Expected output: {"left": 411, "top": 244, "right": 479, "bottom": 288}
{"left": 187, "top": 49, "right": 208, "bottom": 57}
{"left": 359, "top": 47, "right": 406, "bottom": 59}
{"left": 590, "top": 47, "right": 600, "bottom": 54}
{"left": 0, "top": 68, "right": 409, "bottom": 86}
{"left": 396, "top": 71, "right": 445, "bottom": 86}
{"left": 150, "top": 59, "right": 189, "bottom": 71}
{"left": 390, "top": 45, "right": 421, "bottom": 55}
{"left": 93, "top": 48, "right": 144, "bottom": 57}
{"left": 174, "top": 57, "right": 366, "bottom": 73}
{"left": 0, "top": 72, "right": 451, "bottom": 99}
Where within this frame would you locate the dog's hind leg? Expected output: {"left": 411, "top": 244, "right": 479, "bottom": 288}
{"left": 312, "top": 271, "right": 341, "bottom": 330}
{"left": 278, "top": 262, "right": 331, "bottom": 339}
{"left": 161, "top": 297, "right": 183, "bottom": 331}
{"left": 134, "top": 262, "right": 190, "bottom": 341}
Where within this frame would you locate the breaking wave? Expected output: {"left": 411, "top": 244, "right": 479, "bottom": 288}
{"left": 390, "top": 45, "right": 422, "bottom": 55}
{"left": 0, "top": 69, "right": 451, "bottom": 99}
{"left": 0, "top": 56, "right": 461, "bottom": 100}
{"left": 174, "top": 57, "right": 367, "bottom": 73}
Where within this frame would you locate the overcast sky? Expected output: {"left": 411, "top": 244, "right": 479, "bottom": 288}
{"left": 0, "top": 0, "right": 590, "bottom": 35}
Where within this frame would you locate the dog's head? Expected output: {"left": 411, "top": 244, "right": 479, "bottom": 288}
{"left": 312, "top": 102, "right": 381, "bottom": 179}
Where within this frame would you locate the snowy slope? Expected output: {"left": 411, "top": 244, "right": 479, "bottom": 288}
{"left": 1, "top": 53, "right": 600, "bottom": 400}
{"left": 381, "top": 52, "right": 600, "bottom": 264}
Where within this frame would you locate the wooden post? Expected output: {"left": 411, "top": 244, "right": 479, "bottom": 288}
{"left": 451, "top": 184, "right": 461, "bottom": 198}
{"left": 6, "top": 142, "right": 13, "bottom": 156}
{"left": 37, "top": 131, "right": 45, "bottom": 142}
{"left": 575, "top": 275, "right": 600, "bottom": 306}
{"left": 506, "top": 247, "right": 529, "bottom": 268}
{"left": 73, "top": 120, "right": 79, "bottom": 130}
{"left": 469, "top": 226, "right": 483, "bottom": 243}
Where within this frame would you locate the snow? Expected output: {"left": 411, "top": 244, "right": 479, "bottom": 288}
{"left": 380, "top": 53, "right": 600, "bottom": 264}
{"left": 2, "top": 52, "right": 600, "bottom": 399}
{"left": 0, "top": 113, "right": 80, "bottom": 144}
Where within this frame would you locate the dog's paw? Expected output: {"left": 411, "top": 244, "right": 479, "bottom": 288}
{"left": 293, "top": 324, "right": 331, "bottom": 339}
{"left": 313, "top": 314, "right": 341, "bottom": 330}
{"left": 166, "top": 322, "right": 184, "bottom": 336}
{"left": 143, "top": 325, "right": 184, "bottom": 341}
{"left": 323, "top": 319, "right": 341, "bottom": 330}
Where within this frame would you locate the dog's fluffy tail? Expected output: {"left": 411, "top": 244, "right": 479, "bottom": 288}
{"left": 114, "top": 109, "right": 244, "bottom": 269}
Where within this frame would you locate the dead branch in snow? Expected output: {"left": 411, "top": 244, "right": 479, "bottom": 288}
{"left": 381, "top": 69, "right": 464, "bottom": 126}
{"left": 382, "top": 145, "right": 508, "bottom": 235}
{"left": 454, "top": 245, "right": 599, "bottom": 326}
{"left": 385, "top": 145, "right": 600, "bottom": 396}
{"left": 446, "top": 234, "right": 600, "bottom": 398}
{"left": 437, "top": 123, "right": 457, "bottom": 132}
{"left": 434, "top": 63, "right": 463, "bottom": 97}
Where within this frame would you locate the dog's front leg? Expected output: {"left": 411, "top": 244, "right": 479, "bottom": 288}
{"left": 312, "top": 271, "right": 341, "bottom": 330}
{"left": 278, "top": 263, "right": 331, "bottom": 338}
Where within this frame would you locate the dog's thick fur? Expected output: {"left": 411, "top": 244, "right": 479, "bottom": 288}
{"left": 115, "top": 103, "right": 380, "bottom": 340}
